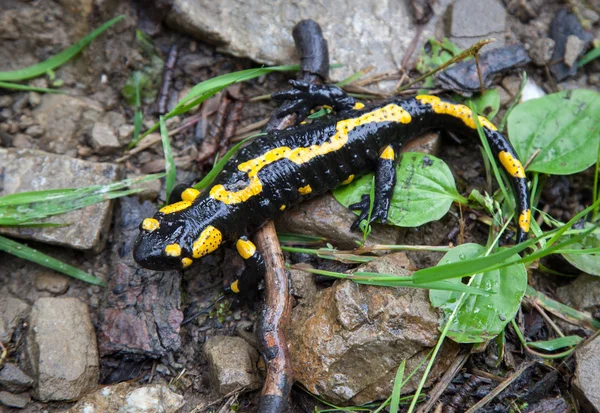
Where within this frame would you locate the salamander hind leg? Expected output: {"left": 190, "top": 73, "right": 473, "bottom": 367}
{"left": 271, "top": 80, "right": 359, "bottom": 119}
{"left": 349, "top": 144, "right": 397, "bottom": 230}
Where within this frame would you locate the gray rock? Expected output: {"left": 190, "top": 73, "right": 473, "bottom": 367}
{"left": 11, "top": 134, "right": 33, "bottom": 149}
{"left": 25, "top": 124, "right": 45, "bottom": 138}
{"left": 91, "top": 121, "right": 121, "bottom": 154}
{"left": 276, "top": 194, "right": 401, "bottom": 249}
{"left": 0, "top": 294, "right": 30, "bottom": 343}
{"left": 290, "top": 268, "right": 318, "bottom": 301}
{"left": 573, "top": 335, "right": 600, "bottom": 412}
{"left": 0, "top": 363, "right": 34, "bottom": 393}
{"left": 165, "top": 0, "right": 448, "bottom": 87}
{"left": 203, "top": 336, "right": 261, "bottom": 395}
{"left": 0, "top": 148, "right": 121, "bottom": 252}
{"left": 289, "top": 253, "right": 459, "bottom": 405}
{"left": 67, "top": 382, "right": 185, "bottom": 413}
{"left": 564, "top": 35, "right": 586, "bottom": 68}
{"left": 556, "top": 274, "right": 600, "bottom": 313}
{"left": 0, "top": 95, "right": 13, "bottom": 108}
{"left": 25, "top": 297, "right": 99, "bottom": 401}
{"left": 118, "top": 124, "right": 135, "bottom": 142}
{"left": 0, "top": 391, "right": 30, "bottom": 408}
{"left": 529, "top": 38, "right": 555, "bottom": 66}
{"left": 33, "top": 94, "right": 103, "bottom": 154}
{"left": 33, "top": 271, "right": 69, "bottom": 295}
{"left": 450, "top": 0, "right": 505, "bottom": 50}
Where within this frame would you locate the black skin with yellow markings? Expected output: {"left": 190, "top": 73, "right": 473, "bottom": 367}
{"left": 134, "top": 82, "right": 530, "bottom": 295}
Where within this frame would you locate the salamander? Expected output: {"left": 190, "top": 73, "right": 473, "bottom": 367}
{"left": 133, "top": 81, "right": 530, "bottom": 295}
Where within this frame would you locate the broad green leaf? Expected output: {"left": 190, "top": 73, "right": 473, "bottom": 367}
{"left": 507, "top": 90, "right": 600, "bottom": 174}
{"left": 527, "top": 335, "right": 582, "bottom": 351}
{"left": 473, "top": 88, "right": 500, "bottom": 121}
{"left": 334, "top": 152, "right": 466, "bottom": 228}
{"left": 430, "top": 243, "right": 527, "bottom": 343}
{"left": 560, "top": 224, "right": 600, "bottom": 276}
{"left": 0, "top": 15, "right": 124, "bottom": 82}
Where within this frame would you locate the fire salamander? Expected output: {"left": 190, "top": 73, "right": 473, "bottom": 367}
{"left": 134, "top": 81, "right": 530, "bottom": 295}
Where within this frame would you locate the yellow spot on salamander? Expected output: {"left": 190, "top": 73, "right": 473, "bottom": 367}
{"left": 353, "top": 102, "right": 365, "bottom": 109}
{"left": 210, "top": 104, "right": 412, "bottom": 204}
{"left": 230, "top": 280, "right": 240, "bottom": 294}
{"left": 141, "top": 218, "right": 159, "bottom": 232}
{"left": 298, "top": 185, "right": 312, "bottom": 195}
{"left": 236, "top": 238, "right": 256, "bottom": 259}
{"left": 160, "top": 201, "right": 192, "bottom": 215}
{"left": 181, "top": 188, "right": 200, "bottom": 202}
{"left": 342, "top": 174, "right": 355, "bottom": 185}
{"left": 181, "top": 257, "right": 193, "bottom": 268}
{"left": 165, "top": 244, "right": 181, "bottom": 257}
{"left": 498, "top": 151, "right": 526, "bottom": 178}
{"left": 416, "top": 95, "right": 497, "bottom": 131}
{"left": 380, "top": 145, "right": 395, "bottom": 160}
{"left": 519, "top": 209, "right": 531, "bottom": 233}
{"left": 192, "top": 225, "right": 222, "bottom": 259}
{"left": 279, "top": 205, "right": 286, "bottom": 211}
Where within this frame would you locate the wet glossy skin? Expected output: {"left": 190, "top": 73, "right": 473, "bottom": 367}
{"left": 133, "top": 90, "right": 530, "bottom": 294}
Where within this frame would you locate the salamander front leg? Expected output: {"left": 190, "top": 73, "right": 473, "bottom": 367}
{"left": 226, "top": 237, "right": 266, "bottom": 301}
{"left": 271, "top": 80, "right": 358, "bottom": 119}
{"left": 350, "top": 145, "right": 397, "bottom": 230}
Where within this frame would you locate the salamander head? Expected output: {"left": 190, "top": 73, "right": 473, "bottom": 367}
{"left": 133, "top": 198, "right": 224, "bottom": 271}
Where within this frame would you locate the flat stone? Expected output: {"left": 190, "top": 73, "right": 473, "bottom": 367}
{"left": 556, "top": 274, "right": 600, "bottom": 313}
{"left": 0, "top": 391, "right": 30, "bottom": 408}
{"left": 0, "top": 294, "right": 30, "bottom": 343}
{"left": 276, "top": 194, "right": 401, "bottom": 249}
{"left": 0, "top": 95, "right": 13, "bottom": 108}
{"left": 0, "top": 148, "right": 121, "bottom": 252}
{"left": 290, "top": 268, "right": 318, "bottom": 301}
{"left": 33, "top": 271, "right": 70, "bottom": 295}
{"left": 450, "top": 0, "right": 505, "bottom": 50}
{"left": 203, "top": 336, "right": 261, "bottom": 395}
{"left": 33, "top": 94, "right": 103, "bottom": 154}
{"left": 165, "top": 0, "right": 448, "bottom": 88}
{"left": 0, "top": 363, "right": 34, "bottom": 393}
{"left": 25, "top": 297, "right": 99, "bottom": 401}
{"left": 564, "top": 35, "right": 585, "bottom": 67}
{"left": 573, "top": 335, "right": 600, "bottom": 412}
{"left": 91, "top": 121, "right": 121, "bottom": 154}
{"left": 289, "top": 253, "right": 459, "bottom": 405}
{"left": 67, "top": 382, "right": 185, "bottom": 413}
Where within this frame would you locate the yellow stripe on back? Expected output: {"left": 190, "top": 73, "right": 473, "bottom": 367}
{"left": 416, "top": 95, "right": 497, "bottom": 131}
{"left": 210, "top": 104, "right": 412, "bottom": 204}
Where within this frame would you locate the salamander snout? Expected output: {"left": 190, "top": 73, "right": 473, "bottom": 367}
{"left": 133, "top": 217, "right": 191, "bottom": 271}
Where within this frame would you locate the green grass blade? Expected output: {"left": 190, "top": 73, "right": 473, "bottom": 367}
{"left": 193, "top": 135, "right": 260, "bottom": 191}
{"left": 0, "top": 15, "right": 124, "bottom": 82}
{"left": 0, "top": 235, "right": 105, "bottom": 286}
{"left": 389, "top": 360, "right": 406, "bottom": 413}
{"left": 578, "top": 44, "right": 600, "bottom": 67}
{"left": 134, "top": 65, "right": 299, "bottom": 145}
{"left": 527, "top": 335, "right": 582, "bottom": 351}
{"left": 159, "top": 116, "right": 176, "bottom": 202}
{"left": 0, "top": 174, "right": 164, "bottom": 226}
{"left": 0, "top": 81, "right": 65, "bottom": 93}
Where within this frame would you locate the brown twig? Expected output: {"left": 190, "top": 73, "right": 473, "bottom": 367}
{"left": 197, "top": 94, "right": 231, "bottom": 164}
{"left": 157, "top": 44, "right": 178, "bottom": 115}
{"left": 416, "top": 350, "right": 470, "bottom": 413}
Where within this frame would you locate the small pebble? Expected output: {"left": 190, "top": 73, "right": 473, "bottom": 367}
{"left": 12, "top": 134, "right": 33, "bottom": 149}
{"left": 564, "top": 35, "right": 586, "bottom": 67}
{"left": 25, "top": 124, "right": 44, "bottom": 138}
{"left": 28, "top": 92, "right": 41, "bottom": 107}
{"left": 529, "top": 38, "right": 555, "bottom": 66}
{"left": 0, "top": 95, "right": 13, "bottom": 108}
{"left": 12, "top": 95, "right": 29, "bottom": 112}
